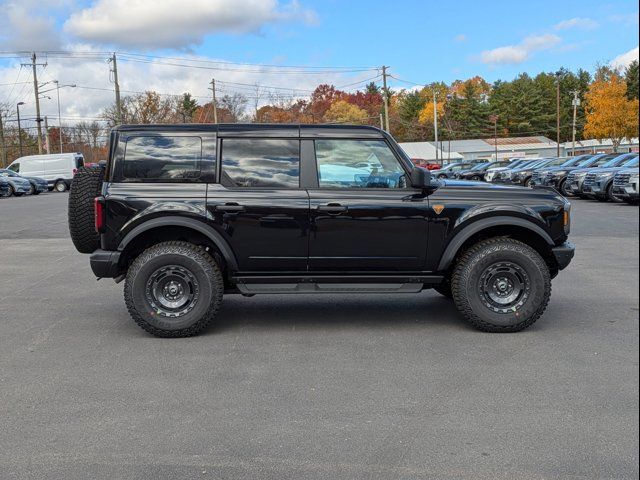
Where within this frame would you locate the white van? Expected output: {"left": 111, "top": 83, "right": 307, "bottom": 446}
{"left": 7, "top": 153, "right": 84, "bottom": 192}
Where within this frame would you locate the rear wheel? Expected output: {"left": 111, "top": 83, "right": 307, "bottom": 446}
{"left": 54, "top": 180, "right": 68, "bottom": 192}
{"left": 124, "top": 241, "right": 224, "bottom": 338}
{"left": 451, "top": 238, "right": 551, "bottom": 332}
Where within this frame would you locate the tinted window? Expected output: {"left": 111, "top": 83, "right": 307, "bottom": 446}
{"left": 221, "top": 138, "right": 299, "bottom": 188}
{"left": 315, "top": 139, "right": 406, "bottom": 189}
{"left": 123, "top": 136, "right": 202, "bottom": 180}
{"left": 75, "top": 156, "right": 84, "bottom": 168}
{"left": 623, "top": 156, "right": 639, "bottom": 167}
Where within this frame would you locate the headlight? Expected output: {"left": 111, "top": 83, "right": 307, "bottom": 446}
{"left": 554, "top": 170, "right": 567, "bottom": 176}
{"left": 574, "top": 171, "right": 588, "bottom": 178}
{"left": 630, "top": 174, "right": 639, "bottom": 182}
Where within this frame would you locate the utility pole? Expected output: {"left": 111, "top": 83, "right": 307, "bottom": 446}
{"left": 433, "top": 90, "right": 439, "bottom": 161}
{"left": 571, "top": 90, "right": 580, "bottom": 156}
{"left": 0, "top": 109, "right": 6, "bottom": 167}
{"left": 556, "top": 73, "right": 561, "bottom": 157}
{"left": 22, "top": 53, "right": 46, "bottom": 154}
{"left": 16, "top": 102, "right": 24, "bottom": 157}
{"left": 209, "top": 79, "right": 218, "bottom": 124}
{"left": 381, "top": 66, "right": 390, "bottom": 132}
{"left": 490, "top": 115, "right": 499, "bottom": 160}
{"left": 44, "top": 116, "right": 50, "bottom": 154}
{"left": 379, "top": 113, "right": 383, "bottom": 130}
{"left": 109, "top": 53, "right": 122, "bottom": 124}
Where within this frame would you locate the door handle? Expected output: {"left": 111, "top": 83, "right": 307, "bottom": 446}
{"left": 214, "top": 202, "right": 245, "bottom": 212}
{"left": 317, "top": 203, "right": 347, "bottom": 214}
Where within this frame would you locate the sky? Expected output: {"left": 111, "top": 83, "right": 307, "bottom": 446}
{"left": 0, "top": 0, "right": 638, "bottom": 127}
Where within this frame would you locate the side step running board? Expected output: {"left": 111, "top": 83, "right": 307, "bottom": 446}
{"left": 232, "top": 274, "right": 443, "bottom": 295}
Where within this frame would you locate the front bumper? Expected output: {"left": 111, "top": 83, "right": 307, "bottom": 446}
{"left": 13, "top": 183, "right": 31, "bottom": 193}
{"left": 552, "top": 242, "right": 575, "bottom": 270}
{"left": 90, "top": 250, "right": 122, "bottom": 278}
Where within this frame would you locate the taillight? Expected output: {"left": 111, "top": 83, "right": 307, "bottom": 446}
{"left": 94, "top": 196, "right": 105, "bottom": 233}
{"left": 72, "top": 168, "right": 78, "bottom": 176}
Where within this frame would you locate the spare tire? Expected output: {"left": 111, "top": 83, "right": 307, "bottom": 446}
{"left": 68, "top": 165, "right": 104, "bottom": 253}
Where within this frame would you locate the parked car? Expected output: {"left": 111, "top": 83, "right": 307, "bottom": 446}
{"left": 0, "top": 169, "right": 32, "bottom": 196}
{"left": 411, "top": 159, "right": 442, "bottom": 170}
{"left": 582, "top": 155, "right": 639, "bottom": 202}
{"left": 530, "top": 154, "right": 604, "bottom": 195}
{"left": 566, "top": 153, "right": 638, "bottom": 198}
{"left": 456, "top": 160, "right": 513, "bottom": 181}
{"left": 7, "top": 152, "right": 84, "bottom": 192}
{"left": 453, "top": 161, "right": 491, "bottom": 179}
{"left": 0, "top": 176, "right": 10, "bottom": 197}
{"left": 68, "top": 124, "right": 574, "bottom": 338}
{"left": 484, "top": 159, "right": 531, "bottom": 182}
{"left": 434, "top": 162, "right": 477, "bottom": 179}
{"left": 486, "top": 159, "right": 539, "bottom": 183}
{"left": 503, "top": 158, "right": 560, "bottom": 187}
{"left": 612, "top": 167, "right": 639, "bottom": 204}
{"left": 0, "top": 169, "right": 48, "bottom": 195}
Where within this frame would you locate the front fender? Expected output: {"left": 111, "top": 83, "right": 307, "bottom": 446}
{"left": 436, "top": 214, "right": 555, "bottom": 272}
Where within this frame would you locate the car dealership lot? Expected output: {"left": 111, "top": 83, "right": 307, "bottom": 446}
{"left": 0, "top": 194, "right": 638, "bottom": 479}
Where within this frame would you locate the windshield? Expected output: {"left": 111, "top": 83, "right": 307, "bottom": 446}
{"left": 622, "top": 156, "right": 639, "bottom": 167}
{"left": 602, "top": 154, "right": 634, "bottom": 168}
{"left": 470, "top": 162, "right": 491, "bottom": 171}
{"left": 0, "top": 169, "right": 19, "bottom": 177}
{"left": 561, "top": 156, "right": 588, "bottom": 167}
{"left": 546, "top": 158, "right": 569, "bottom": 167}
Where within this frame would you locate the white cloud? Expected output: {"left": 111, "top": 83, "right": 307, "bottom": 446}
{"left": 64, "top": 0, "right": 318, "bottom": 49}
{"left": 610, "top": 46, "right": 639, "bottom": 70}
{"left": 0, "top": 1, "right": 62, "bottom": 51}
{"left": 554, "top": 17, "right": 598, "bottom": 30}
{"left": 0, "top": 47, "right": 370, "bottom": 127}
{"left": 453, "top": 34, "right": 467, "bottom": 42}
{"left": 480, "top": 34, "right": 562, "bottom": 65}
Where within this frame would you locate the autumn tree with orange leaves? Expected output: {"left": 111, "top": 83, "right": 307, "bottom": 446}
{"left": 584, "top": 73, "right": 639, "bottom": 152}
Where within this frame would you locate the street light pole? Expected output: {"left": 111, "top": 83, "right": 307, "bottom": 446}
{"left": 433, "top": 90, "right": 439, "bottom": 161}
{"left": 51, "top": 81, "right": 77, "bottom": 153}
{"left": 571, "top": 90, "right": 580, "bottom": 156}
{"left": 16, "top": 102, "right": 24, "bottom": 157}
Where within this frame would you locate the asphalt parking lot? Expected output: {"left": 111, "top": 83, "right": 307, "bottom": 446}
{"left": 0, "top": 193, "right": 638, "bottom": 480}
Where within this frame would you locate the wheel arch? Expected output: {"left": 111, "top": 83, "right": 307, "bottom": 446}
{"left": 117, "top": 216, "right": 238, "bottom": 274}
{"left": 437, "top": 216, "right": 557, "bottom": 275}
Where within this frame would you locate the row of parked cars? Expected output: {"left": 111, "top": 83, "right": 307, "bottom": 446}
{"left": 435, "top": 153, "right": 639, "bottom": 204}
{"left": 0, "top": 152, "right": 85, "bottom": 198}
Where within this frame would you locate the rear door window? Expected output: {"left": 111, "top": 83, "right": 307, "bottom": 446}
{"left": 220, "top": 138, "right": 300, "bottom": 188}
{"left": 123, "top": 136, "right": 202, "bottom": 181}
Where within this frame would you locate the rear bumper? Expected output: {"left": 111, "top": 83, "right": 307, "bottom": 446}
{"left": 89, "top": 249, "right": 121, "bottom": 278}
{"left": 552, "top": 241, "right": 575, "bottom": 270}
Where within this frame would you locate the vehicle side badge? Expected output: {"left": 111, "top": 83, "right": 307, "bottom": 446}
{"left": 432, "top": 204, "right": 445, "bottom": 215}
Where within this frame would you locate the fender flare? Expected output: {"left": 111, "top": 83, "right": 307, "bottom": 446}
{"left": 117, "top": 216, "right": 238, "bottom": 271}
{"left": 437, "top": 216, "right": 554, "bottom": 271}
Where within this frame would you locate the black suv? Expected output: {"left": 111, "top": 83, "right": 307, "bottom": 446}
{"left": 68, "top": 124, "right": 574, "bottom": 337}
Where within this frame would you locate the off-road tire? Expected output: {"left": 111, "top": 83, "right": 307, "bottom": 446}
{"left": 451, "top": 237, "right": 551, "bottom": 332}
{"left": 68, "top": 165, "right": 103, "bottom": 253}
{"left": 124, "top": 241, "right": 224, "bottom": 338}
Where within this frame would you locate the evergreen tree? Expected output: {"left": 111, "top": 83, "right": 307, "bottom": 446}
{"left": 625, "top": 60, "right": 639, "bottom": 100}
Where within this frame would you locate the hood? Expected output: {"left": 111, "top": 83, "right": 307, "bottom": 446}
{"left": 7, "top": 176, "right": 30, "bottom": 186}
{"left": 24, "top": 176, "right": 47, "bottom": 184}
{"left": 591, "top": 166, "right": 628, "bottom": 176}
{"left": 440, "top": 179, "right": 566, "bottom": 202}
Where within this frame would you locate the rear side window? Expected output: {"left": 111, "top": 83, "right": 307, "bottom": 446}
{"left": 123, "top": 136, "right": 202, "bottom": 181}
{"left": 75, "top": 156, "right": 84, "bottom": 168}
{"left": 221, "top": 138, "right": 300, "bottom": 188}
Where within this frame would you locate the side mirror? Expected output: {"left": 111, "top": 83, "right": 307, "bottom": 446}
{"left": 410, "top": 166, "right": 431, "bottom": 188}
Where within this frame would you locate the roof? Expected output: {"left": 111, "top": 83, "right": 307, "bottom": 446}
{"left": 435, "top": 136, "right": 556, "bottom": 153}
{"left": 112, "top": 123, "right": 386, "bottom": 138}
{"left": 399, "top": 142, "right": 463, "bottom": 161}
{"left": 561, "top": 137, "right": 639, "bottom": 148}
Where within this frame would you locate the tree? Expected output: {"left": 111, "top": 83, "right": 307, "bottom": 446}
{"left": 583, "top": 74, "right": 639, "bottom": 151}
{"left": 324, "top": 100, "right": 369, "bottom": 124}
{"left": 218, "top": 93, "right": 248, "bottom": 123}
{"left": 625, "top": 60, "right": 639, "bottom": 100}
{"left": 102, "top": 91, "right": 179, "bottom": 126}
{"left": 180, "top": 93, "right": 199, "bottom": 122}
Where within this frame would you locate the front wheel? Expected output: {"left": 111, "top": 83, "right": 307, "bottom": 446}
{"left": 451, "top": 238, "right": 551, "bottom": 332}
{"left": 124, "top": 241, "right": 224, "bottom": 338}
{"left": 607, "top": 183, "right": 623, "bottom": 203}
{"left": 558, "top": 179, "right": 572, "bottom": 197}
